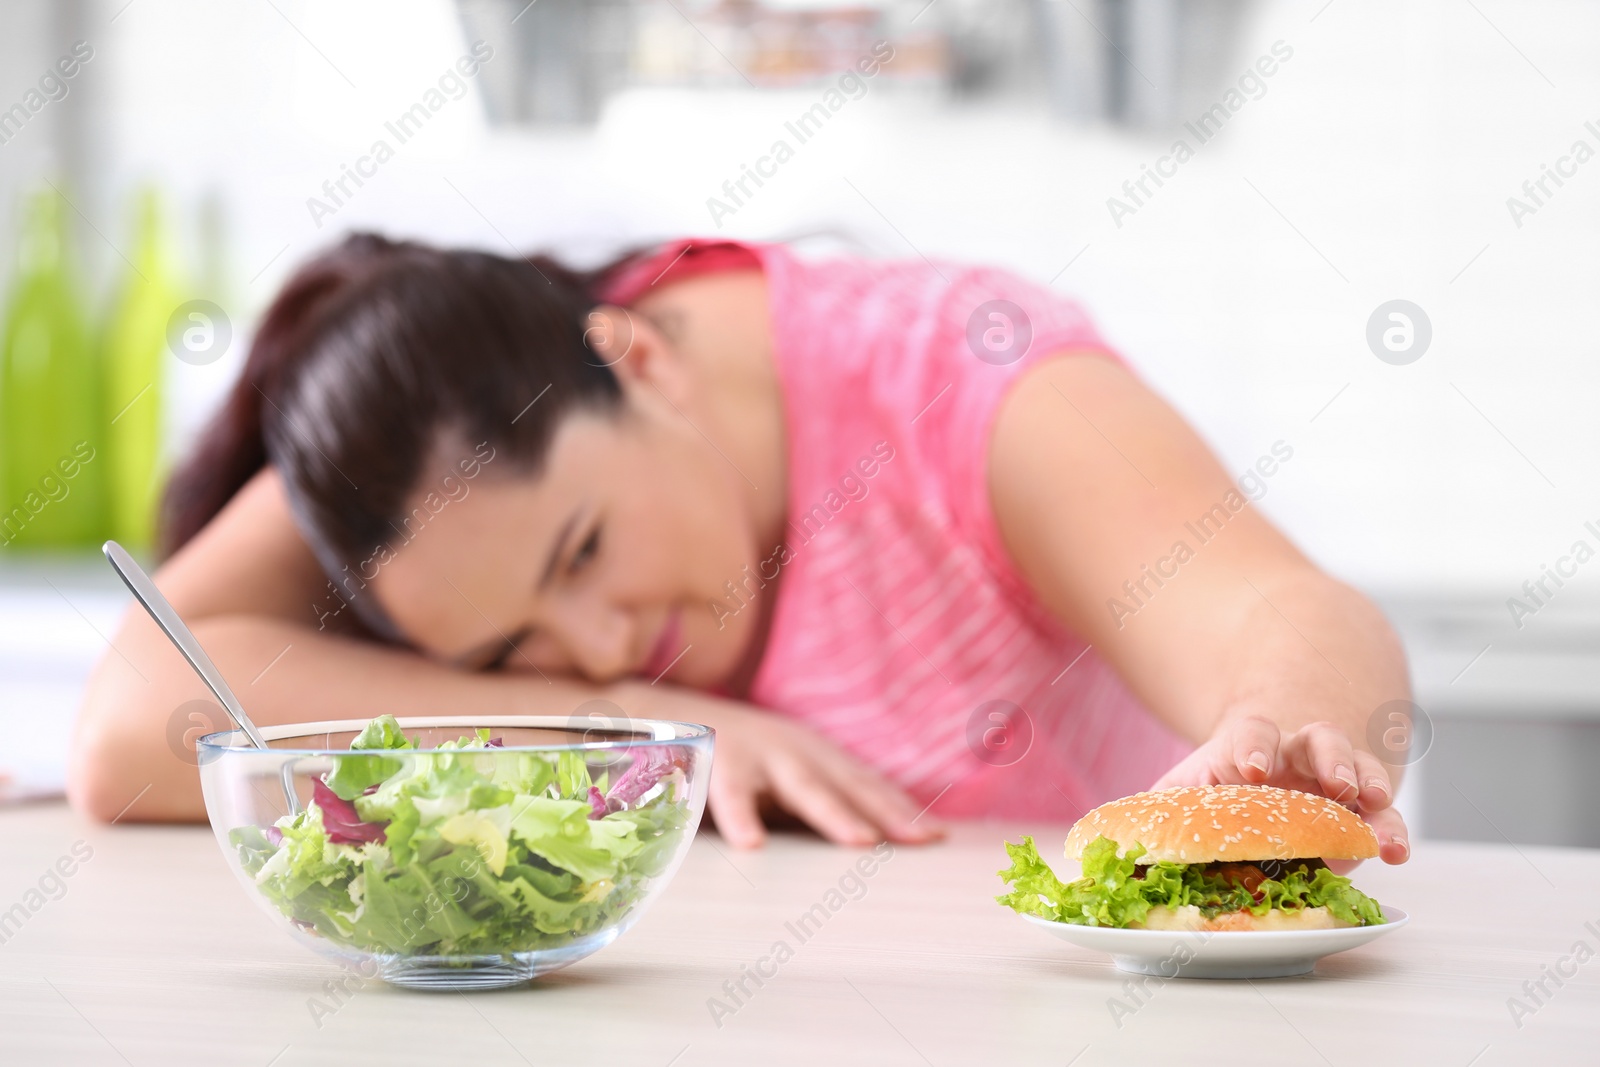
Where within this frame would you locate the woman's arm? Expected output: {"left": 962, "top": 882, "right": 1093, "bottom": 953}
{"left": 69, "top": 468, "right": 606, "bottom": 821}
{"left": 989, "top": 354, "right": 1410, "bottom": 863}
{"left": 69, "top": 470, "right": 935, "bottom": 847}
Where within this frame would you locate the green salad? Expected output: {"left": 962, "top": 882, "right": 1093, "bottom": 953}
{"left": 229, "top": 716, "right": 692, "bottom": 956}
{"left": 997, "top": 835, "right": 1385, "bottom": 929}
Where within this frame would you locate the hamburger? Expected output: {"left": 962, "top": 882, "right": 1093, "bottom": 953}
{"left": 997, "top": 785, "right": 1387, "bottom": 930}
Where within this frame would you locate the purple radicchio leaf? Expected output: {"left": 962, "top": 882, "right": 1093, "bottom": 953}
{"left": 605, "top": 746, "right": 691, "bottom": 810}
{"left": 312, "top": 776, "right": 387, "bottom": 845}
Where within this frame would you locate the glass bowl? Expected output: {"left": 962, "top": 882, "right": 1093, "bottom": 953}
{"left": 197, "top": 715, "right": 712, "bottom": 991}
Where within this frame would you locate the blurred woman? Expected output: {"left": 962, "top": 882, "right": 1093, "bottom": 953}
{"left": 70, "top": 235, "right": 1410, "bottom": 862}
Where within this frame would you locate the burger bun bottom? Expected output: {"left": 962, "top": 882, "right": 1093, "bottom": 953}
{"left": 1131, "top": 905, "right": 1353, "bottom": 932}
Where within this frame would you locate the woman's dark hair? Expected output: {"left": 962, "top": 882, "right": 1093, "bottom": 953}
{"left": 161, "top": 233, "right": 630, "bottom": 631}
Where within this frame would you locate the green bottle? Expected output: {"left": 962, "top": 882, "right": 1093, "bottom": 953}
{"left": 102, "top": 187, "right": 179, "bottom": 549}
{"left": 0, "top": 186, "right": 104, "bottom": 549}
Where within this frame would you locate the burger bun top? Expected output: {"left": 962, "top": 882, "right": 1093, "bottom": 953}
{"left": 1064, "top": 784, "right": 1379, "bottom": 864}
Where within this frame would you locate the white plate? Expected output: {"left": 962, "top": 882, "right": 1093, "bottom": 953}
{"left": 1021, "top": 906, "right": 1408, "bottom": 979}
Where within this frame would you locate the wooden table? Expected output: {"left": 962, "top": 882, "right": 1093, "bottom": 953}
{"left": 0, "top": 804, "right": 1595, "bottom": 1065}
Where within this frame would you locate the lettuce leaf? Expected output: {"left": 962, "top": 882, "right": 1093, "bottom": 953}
{"left": 324, "top": 714, "right": 415, "bottom": 800}
{"left": 997, "top": 836, "right": 1162, "bottom": 927}
{"left": 1295, "top": 867, "right": 1386, "bottom": 926}
{"left": 996, "top": 835, "right": 1385, "bottom": 929}
{"left": 352, "top": 714, "right": 414, "bottom": 751}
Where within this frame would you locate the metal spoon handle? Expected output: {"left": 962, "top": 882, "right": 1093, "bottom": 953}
{"left": 102, "top": 540, "right": 268, "bottom": 751}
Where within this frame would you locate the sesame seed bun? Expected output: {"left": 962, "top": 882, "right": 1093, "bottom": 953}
{"left": 1064, "top": 784, "right": 1379, "bottom": 865}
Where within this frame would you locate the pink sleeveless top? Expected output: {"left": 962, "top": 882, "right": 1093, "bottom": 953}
{"left": 604, "top": 240, "right": 1191, "bottom": 820}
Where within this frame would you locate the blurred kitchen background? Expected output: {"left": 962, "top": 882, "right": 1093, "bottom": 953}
{"left": 1, "top": 0, "right": 1595, "bottom": 847}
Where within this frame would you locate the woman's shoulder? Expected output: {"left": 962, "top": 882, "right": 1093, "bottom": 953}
{"left": 769, "top": 249, "right": 1116, "bottom": 444}
{"left": 768, "top": 250, "right": 1122, "bottom": 597}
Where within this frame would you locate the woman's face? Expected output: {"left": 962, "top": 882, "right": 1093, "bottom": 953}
{"left": 370, "top": 399, "right": 767, "bottom": 692}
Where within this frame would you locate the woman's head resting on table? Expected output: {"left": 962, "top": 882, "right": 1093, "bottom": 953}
{"left": 163, "top": 234, "right": 765, "bottom": 688}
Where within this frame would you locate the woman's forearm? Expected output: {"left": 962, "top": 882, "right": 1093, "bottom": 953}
{"left": 67, "top": 610, "right": 940, "bottom": 850}
{"left": 1143, "top": 568, "right": 1415, "bottom": 860}
{"left": 68, "top": 612, "right": 624, "bottom": 823}
{"left": 1214, "top": 570, "right": 1412, "bottom": 787}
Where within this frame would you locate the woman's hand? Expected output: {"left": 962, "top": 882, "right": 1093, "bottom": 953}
{"left": 1153, "top": 714, "right": 1409, "bottom": 866}
{"left": 612, "top": 682, "right": 943, "bottom": 849}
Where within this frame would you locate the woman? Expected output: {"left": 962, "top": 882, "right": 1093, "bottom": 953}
{"left": 70, "top": 235, "right": 1410, "bottom": 863}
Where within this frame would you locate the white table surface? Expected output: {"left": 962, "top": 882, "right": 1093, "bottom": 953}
{"left": 0, "top": 804, "right": 1596, "bottom": 1065}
